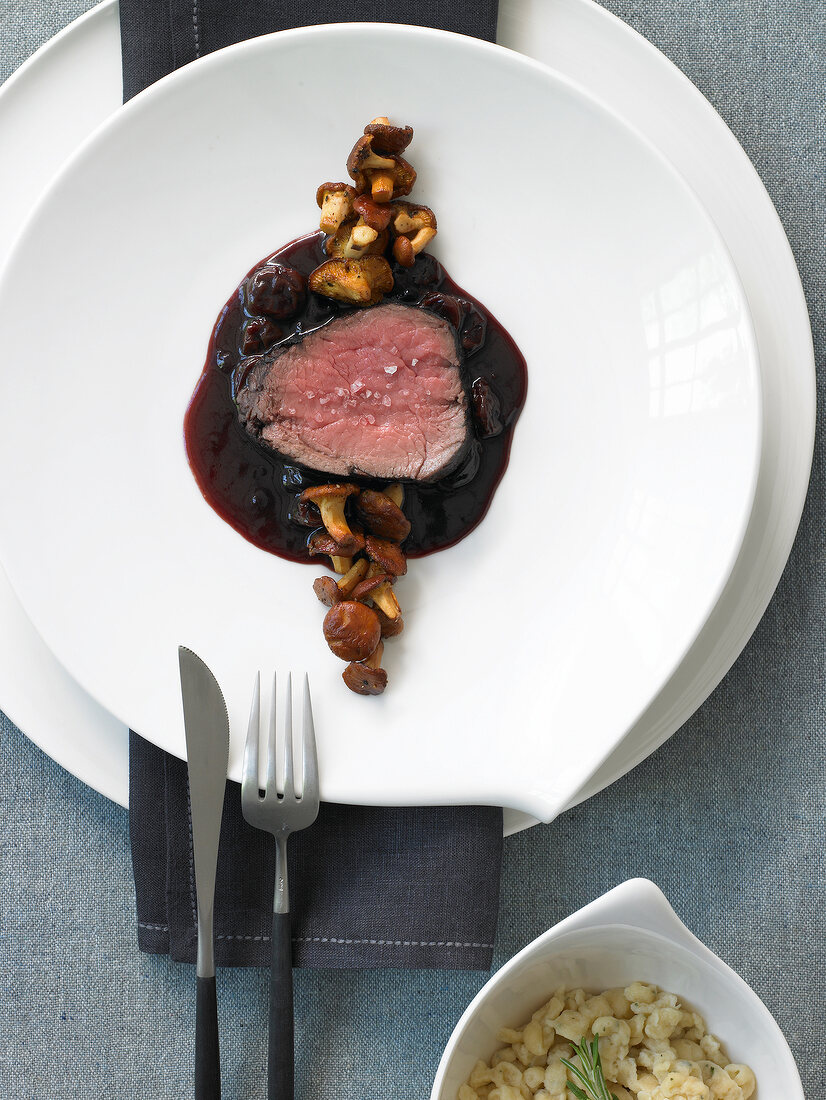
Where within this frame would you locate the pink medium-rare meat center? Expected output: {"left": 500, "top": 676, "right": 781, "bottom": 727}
{"left": 236, "top": 303, "right": 469, "bottom": 481}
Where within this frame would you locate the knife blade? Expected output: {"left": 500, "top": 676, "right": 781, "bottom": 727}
{"left": 178, "top": 646, "right": 230, "bottom": 1100}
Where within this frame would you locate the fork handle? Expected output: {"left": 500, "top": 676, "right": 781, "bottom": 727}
{"left": 268, "top": 911, "right": 294, "bottom": 1099}
{"left": 195, "top": 974, "right": 220, "bottom": 1098}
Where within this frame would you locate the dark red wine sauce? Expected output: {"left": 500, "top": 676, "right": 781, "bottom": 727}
{"left": 184, "top": 232, "right": 527, "bottom": 563}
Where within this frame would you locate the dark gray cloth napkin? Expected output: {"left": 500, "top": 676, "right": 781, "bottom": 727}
{"left": 125, "top": 0, "right": 503, "bottom": 970}
{"left": 131, "top": 737, "right": 503, "bottom": 969}
{"left": 119, "top": 0, "right": 500, "bottom": 101}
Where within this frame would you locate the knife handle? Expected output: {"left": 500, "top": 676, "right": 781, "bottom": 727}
{"left": 268, "top": 911, "right": 294, "bottom": 1100}
{"left": 196, "top": 974, "right": 221, "bottom": 1099}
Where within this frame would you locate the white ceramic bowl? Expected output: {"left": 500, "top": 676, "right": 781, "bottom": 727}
{"left": 431, "top": 879, "right": 802, "bottom": 1100}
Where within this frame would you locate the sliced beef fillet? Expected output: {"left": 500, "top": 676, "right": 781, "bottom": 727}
{"left": 235, "top": 303, "right": 469, "bottom": 481}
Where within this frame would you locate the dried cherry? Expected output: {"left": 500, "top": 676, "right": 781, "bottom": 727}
{"left": 245, "top": 263, "right": 307, "bottom": 319}
{"left": 461, "top": 304, "right": 487, "bottom": 355}
{"left": 390, "top": 253, "right": 444, "bottom": 300}
{"left": 241, "top": 316, "right": 282, "bottom": 354}
{"left": 419, "top": 291, "right": 465, "bottom": 330}
{"left": 471, "top": 378, "right": 504, "bottom": 438}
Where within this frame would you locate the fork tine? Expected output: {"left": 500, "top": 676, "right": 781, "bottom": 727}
{"left": 302, "top": 673, "right": 319, "bottom": 804}
{"left": 265, "top": 672, "right": 277, "bottom": 793}
{"left": 282, "top": 671, "right": 294, "bottom": 798}
{"left": 242, "top": 671, "right": 261, "bottom": 799}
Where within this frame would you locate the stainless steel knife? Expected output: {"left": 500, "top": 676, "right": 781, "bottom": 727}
{"left": 178, "top": 646, "right": 230, "bottom": 1100}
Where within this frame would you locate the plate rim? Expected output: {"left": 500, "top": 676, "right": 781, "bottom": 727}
{"left": 0, "top": 18, "right": 763, "bottom": 822}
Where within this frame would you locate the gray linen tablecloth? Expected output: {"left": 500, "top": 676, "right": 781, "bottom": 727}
{"left": 1, "top": 1, "right": 824, "bottom": 1097}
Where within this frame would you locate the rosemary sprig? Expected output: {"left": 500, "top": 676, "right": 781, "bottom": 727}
{"left": 561, "top": 1035, "right": 619, "bottom": 1100}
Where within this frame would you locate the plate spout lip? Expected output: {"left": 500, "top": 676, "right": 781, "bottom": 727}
{"left": 547, "top": 877, "right": 696, "bottom": 942}
{"left": 467, "top": 878, "right": 723, "bottom": 977}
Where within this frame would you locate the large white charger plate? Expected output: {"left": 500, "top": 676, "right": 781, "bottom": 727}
{"left": 0, "top": 0, "right": 813, "bottom": 831}
{"left": 0, "top": 23, "right": 760, "bottom": 821}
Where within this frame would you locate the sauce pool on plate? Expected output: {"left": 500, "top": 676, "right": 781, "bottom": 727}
{"left": 184, "top": 231, "right": 527, "bottom": 563}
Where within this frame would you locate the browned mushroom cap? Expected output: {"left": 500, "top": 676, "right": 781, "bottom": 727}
{"left": 316, "top": 182, "right": 356, "bottom": 235}
{"left": 301, "top": 483, "right": 360, "bottom": 505}
{"left": 324, "top": 218, "right": 389, "bottom": 260}
{"left": 392, "top": 235, "right": 415, "bottom": 268}
{"left": 347, "top": 137, "right": 417, "bottom": 204}
{"left": 307, "top": 530, "right": 351, "bottom": 557}
{"left": 307, "top": 525, "right": 362, "bottom": 558}
{"left": 356, "top": 489, "right": 411, "bottom": 541}
{"left": 387, "top": 157, "right": 415, "bottom": 200}
{"left": 323, "top": 601, "right": 381, "bottom": 661}
{"left": 346, "top": 135, "right": 396, "bottom": 180}
{"left": 391, "top": 201, "right": 437, "bottom": 234}
{"left": 342, "top": 662, "right": 388, "bottom": 695}
{"left": 349, "top": 572, "right": 393, "bottom": 601}
{"left": 363, "top": 119, "right": 414, "bottom": 156}
{"left": 365, "top": 535, "right": 407, "bottom": 576}
{"left": 301, "top": 484, "right": 361, "bottom": 553}
{"left": 308, "top": 257, "right": 394, "bottom": 306}
{"left": 390, "top": 200, "right": 437, "bottom": 255}
{"left": 342, "top": 640, "right": 387, "bottom": 695}
{"left": 375, "top": 606, "right": 404, "bottom": 638}
{"left": 313, "top": 575, "right": 341, "bottom": 607}
{"left": 306, "top": 530, "right": 361, "bottom": 574}
{"left": 352, "top": 194, "right": 393, "bottom": 232}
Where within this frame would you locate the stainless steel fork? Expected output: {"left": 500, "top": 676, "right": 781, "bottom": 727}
{"left": 241, "top": 673, "right": 320, "bottom": 1100}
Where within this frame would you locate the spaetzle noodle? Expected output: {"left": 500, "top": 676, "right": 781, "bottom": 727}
{"left": 459, "top": 983, "right": 756, "bottom": 1100}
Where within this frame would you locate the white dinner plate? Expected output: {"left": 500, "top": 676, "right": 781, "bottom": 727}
{"left": 0, "top": 24, "right": 760, "bottom": 821}
{"left": 0, "top": 1, "right": 812, "bottom": 832}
